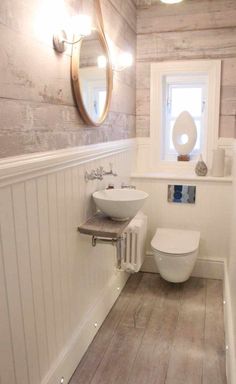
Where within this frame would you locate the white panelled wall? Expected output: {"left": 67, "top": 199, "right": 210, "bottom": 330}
{"left": 132, "top": 138, "right": 234, "bottom": 279}
{"left": 1, "top": 137, "right": 236, "bottom": 384}
{"left": 132, "top": 138, "right": 236, "bottom": 384}
{"left": 225, "top": 143, "right": 236, "bottom": 384}
{"left": 0, "top": 140, "right": 136, "bottom": 384}
{"left": 132, "top": 175, "right": 232, "bottom": 279}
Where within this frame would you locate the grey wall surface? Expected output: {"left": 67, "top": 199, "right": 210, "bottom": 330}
{"left": 0, "top": 0, "right": 136, "bottom": 157}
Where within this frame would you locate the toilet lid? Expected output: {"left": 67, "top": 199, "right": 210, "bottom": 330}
{"left": 151, "top": 228, "right": 200, "bottom": 255}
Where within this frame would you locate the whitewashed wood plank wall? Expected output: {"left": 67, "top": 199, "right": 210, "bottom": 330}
{"left": 136, "top": 0, "right": 236, "bottom": 138}
{"left": 0, "top": 0, "right": 136, "bottom": 157}
{"left": 0, "top": 142, "right": 135, "bottom": 384}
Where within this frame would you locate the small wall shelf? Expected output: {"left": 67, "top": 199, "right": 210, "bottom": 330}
{"left": 78, "top": 212, "right": 132, "bottom": 269}
{"left": 131, "top": 172, "right": 233, "bottom": 183}
{"left": 78, "top": 212, "right": 132, "bottom": 239}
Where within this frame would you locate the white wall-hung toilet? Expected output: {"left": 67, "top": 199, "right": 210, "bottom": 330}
{"left": 151, "top": 228, "right": 200, "bottom": 283}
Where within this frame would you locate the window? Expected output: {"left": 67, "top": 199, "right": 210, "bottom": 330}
{"left": 150, "top": 60, "right": 221, "bottom": 170}
{"left": 164, "top": 76, "right": 207, "bottom": 160}
{"left": 80, "top": 67, "right": 107, "bottom": 120}
{"left": 93, "top": 87, "right": 106, "bottom": 121}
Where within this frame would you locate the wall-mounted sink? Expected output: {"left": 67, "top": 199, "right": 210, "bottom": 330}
{"left": 93, "top": 188, "right": 148, "bottom": 221}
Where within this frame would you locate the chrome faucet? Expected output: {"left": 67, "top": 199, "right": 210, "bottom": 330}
{"left": 103, "top": 163, "right": 117, "bottom": 177}
{"left": 84, "top": 168, "right": 103, "bottom": 182}
{"left": 84, "top": 163, "right": 117, "bottom": 182}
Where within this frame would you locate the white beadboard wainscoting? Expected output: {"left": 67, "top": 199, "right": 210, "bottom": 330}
{"left": 224, "top": 142, "right": 236, "bottom": 384}
{"left": 0, "top": 139, "right": 136, "bottom": 384}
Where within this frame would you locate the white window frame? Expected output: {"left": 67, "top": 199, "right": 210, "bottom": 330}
{"left": 164, "top": 75, "right": 207, "bottom": 160}
{"left": 150, "top": 60, "right": 221, "bottom": 172}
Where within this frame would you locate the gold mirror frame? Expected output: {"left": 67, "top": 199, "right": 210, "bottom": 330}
{"left": 71, "top": 0, "right": 113, "bottom": 127}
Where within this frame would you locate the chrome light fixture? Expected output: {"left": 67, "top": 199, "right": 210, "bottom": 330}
{"left": 53, "top": 14, "right": 92, "bottom": 53}
{"left": 115, "top": 52, "right": 133, "bottom": 71}
{"left": 53, "top": 12, "right": 133, "bottom": 71}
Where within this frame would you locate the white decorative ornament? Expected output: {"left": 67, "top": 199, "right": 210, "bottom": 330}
{"left": 211, "top": 148, "right": 225, "bottom": 177}
{"left": 172, "top": 111, "right": 197, "bottom": 156}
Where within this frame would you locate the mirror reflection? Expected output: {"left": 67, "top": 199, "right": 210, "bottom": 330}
{"left": 79, "top": 30, "right": 108, "bottom": 123}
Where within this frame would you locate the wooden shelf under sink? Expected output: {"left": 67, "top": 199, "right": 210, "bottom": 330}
{"left": 78, "top": 212, "right": 132, "bottom": 239}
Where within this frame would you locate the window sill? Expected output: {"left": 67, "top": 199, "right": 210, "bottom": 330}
{"left": 131, "top": 172, "right": 232, "bottom": 183}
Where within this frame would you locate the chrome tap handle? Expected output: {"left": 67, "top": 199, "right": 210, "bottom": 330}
{"left": 84, "top": 168, "right": 104, "bottom": 182}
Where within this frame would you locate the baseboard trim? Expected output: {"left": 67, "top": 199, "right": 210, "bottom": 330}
{"left": 41, "top": 270, "right": 129, "bottom": 384}
{"left": 224, "top": 263, "right": 236, "bottom": 384}
{"left": 141, "top": 252, "right": 224, "bottom": 280}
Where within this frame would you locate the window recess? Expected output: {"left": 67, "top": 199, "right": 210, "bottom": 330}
{"left": 150, "top": 60, "right": 221, "bottom": 171}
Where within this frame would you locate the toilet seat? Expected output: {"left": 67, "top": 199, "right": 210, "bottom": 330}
{"left": 151, "top": 228, "right": 200, "bottom": 255}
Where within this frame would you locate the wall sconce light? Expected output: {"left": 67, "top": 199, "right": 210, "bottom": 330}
{"left": 97, "top": 55, "right": 107, "bottom": 69}
{"left": 115, "top": 52, "right": 133, "bottom": 71}
{"left": 97, "top": 52, "right": 133, "bottom": 71}
{"left": 53, "top": 14, "right": 92, "bottom": 53}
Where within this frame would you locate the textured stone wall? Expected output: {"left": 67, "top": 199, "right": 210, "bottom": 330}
{"left": 0, "top": 0, "right": 136, "bottom": 158}
{"left": 3, "top": 0, "right": 236, "bottom": 157}
{"left": 136, "top": 0, "right": 236, "bottom": 138}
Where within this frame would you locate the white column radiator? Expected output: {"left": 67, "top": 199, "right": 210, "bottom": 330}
{"left": 121, "top": 212, "right": 147, "bottom": 273}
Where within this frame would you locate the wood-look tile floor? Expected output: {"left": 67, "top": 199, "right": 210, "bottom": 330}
{"left": 70, "top": 273, "right": 227, "bottom": 384}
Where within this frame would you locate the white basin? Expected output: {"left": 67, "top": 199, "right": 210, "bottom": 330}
{"left": 93, "top": 188, "right": 148, "bottom": 221}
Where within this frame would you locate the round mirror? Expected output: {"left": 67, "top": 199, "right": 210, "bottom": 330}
{"left": 71, "top": 29, "right": 113, "bottom": 126}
